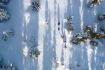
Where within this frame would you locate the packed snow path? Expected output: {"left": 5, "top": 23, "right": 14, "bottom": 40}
{"left": 0, "top": 0, "right": 105, "bottom": 70}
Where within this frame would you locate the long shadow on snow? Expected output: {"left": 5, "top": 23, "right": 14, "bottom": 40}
{"left": 71, "top": 0, "right": 81, "bottom": 33}
{"left": 0, "top": 0, "right": 26, "bottom": 70}
{"left": 21, "top": 3, "right": 39, "bottom": 70}
{"left": 43, "top": 0, "right": 56, "bottom": 70}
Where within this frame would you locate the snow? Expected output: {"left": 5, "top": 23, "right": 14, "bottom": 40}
{"left": 0, "top": 0, "right": 105, "bottom": 70}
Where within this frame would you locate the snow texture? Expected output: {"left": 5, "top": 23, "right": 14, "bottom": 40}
{"left": 0, "top": 0, "right": 105, "bottom": 70}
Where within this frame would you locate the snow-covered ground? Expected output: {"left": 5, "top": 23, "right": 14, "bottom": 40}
{"left": 0, "top": 0, "right": 105, "bottom": 70}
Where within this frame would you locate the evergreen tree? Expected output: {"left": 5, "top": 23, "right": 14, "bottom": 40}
{"left": 31, "top": 1, "right": 40, "bottom": 12}
{"left": 0, "top": 8, "right": 10, "bottom": 22}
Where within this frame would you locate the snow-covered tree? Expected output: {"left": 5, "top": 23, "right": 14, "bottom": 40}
{"left": 31, "top": 1, "right": 40, "bottom": 12}
{"left": 88, "top": 0, "right": 103, "bottom": 7}
{"left": 0, "top": 8, "right": 10, "bottom": 22}
{"left": 29, "top": 47, "right": 40, "bottom": 59}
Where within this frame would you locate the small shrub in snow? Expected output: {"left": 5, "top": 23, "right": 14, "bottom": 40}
{"left": 71, "top": 35, "right": 80, "bottom": 45}
{"left": 71, "top": 34, "right": 87, "bottom": 45}
{"left": 29, "top": 47, "right": 40, "bottom": 59}
{"left": 31, "top": 1, "right": 40, "bottom": 12}
{"left": 0, "top": 29, "right": 15, "bottom": 41}
{"left": 64, "top": 16, "right": 74, "bottom": 32}
{"left": 97, "top": 13, "right": 105, "bottom": 21}
{"left": 100, "top": 26, "right": 105, "bottom": 34}
{"left": 0, "top": 8, "right": 10, "bottom": 22}
{"left": 77, "top": 63, "right": 80, "bottom": 67}
{"left": 88, "top": 0, "right": 103, "bottom": 7}
{"left": 83, "top": 25, "right": 93, "bottom": 33}
{"left": 89, "top": 39, "right": 98, "bottom": 46}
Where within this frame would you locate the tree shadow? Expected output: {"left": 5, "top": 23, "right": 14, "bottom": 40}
{"left": 0, "top": 0, "right": 27, "bottom": 70}
{"left": 70, "top": 0, "right": 81, "bottom": 33}
{"left": 43, "top": 0, "right": 56, "bottom": 70}
{"left": 21, "top": 1, "right": 39, "bottom": 70}
{"left": 64, "top": 0, "right": 73, "bottom": 17}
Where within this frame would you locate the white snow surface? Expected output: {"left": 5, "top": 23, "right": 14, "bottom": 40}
{"left": 0, "top": 0, "right": 105, "bottom": 70}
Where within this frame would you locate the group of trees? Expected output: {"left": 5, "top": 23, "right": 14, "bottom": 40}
{"left": 0, "top": 0, "right": 14, "bottom": 41}
{"left": 64, "top": 0, "right": 105, "bottom": 46}
{"left": 28, "top": 0, "right": 41, "bottom": 59}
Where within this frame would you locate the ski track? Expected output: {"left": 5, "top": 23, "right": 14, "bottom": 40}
{"left": 0, "top": 0, "right": 105, "bottom": 70}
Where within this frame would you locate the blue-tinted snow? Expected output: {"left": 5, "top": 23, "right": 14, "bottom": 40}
{"left": 0, "top": 0, "right": 105, "bottom": 70}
